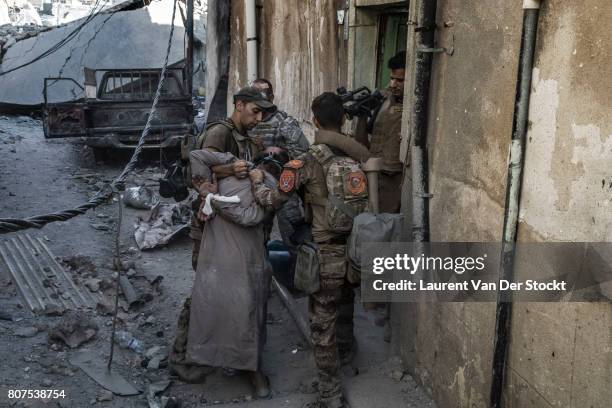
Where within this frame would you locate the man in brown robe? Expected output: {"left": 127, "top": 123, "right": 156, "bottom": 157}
{"left": 185, "top": 148, "right": 288, "bottom": 398}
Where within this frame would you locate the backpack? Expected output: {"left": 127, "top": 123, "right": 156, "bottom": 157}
{"left": 160, "top": 120, "right": 237, "bottom": 202}
{"left": 309, "top": 144, "right": 370, "bottom": 233}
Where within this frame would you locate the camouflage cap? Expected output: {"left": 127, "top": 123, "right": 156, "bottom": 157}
{"left": 234, "top": 86, "right": 276, "bottom": 112}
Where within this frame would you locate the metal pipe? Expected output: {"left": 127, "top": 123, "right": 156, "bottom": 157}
{"left": 272, "top": 277, "right": 312, "bottom": 347}
{"left": 186, "top": 0, "right": 194, "bottom": 96}
{"left": 410, "top": 0, "right": 437, "bottom": 242}
{"left": 119, "top": 275, "right": 141, "bottom": 308}
{"left": 362, "top": 157, "right": 383, "bottom": 213}
{"left": 245, "top": 0, "right": 258, "bottom": 82}
{"left": 490, "top": 2, "right": 541, "bottom": 407}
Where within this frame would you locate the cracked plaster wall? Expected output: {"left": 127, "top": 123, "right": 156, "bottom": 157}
{"left": 398, "top": 1, "right": 611, "bottom": 408}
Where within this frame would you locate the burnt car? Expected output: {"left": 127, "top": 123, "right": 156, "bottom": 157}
{"left": 42, "top": 67, "right": 193, "bottom": 159}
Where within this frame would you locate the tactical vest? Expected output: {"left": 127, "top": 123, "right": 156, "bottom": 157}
{"left": 248, "top": 110, "right": 288, "bottom": 149}
{"left": 307, "top": 144, "right": 369, "bottom": 234}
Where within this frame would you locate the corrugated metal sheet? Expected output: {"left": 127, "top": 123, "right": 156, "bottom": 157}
{"left": 0, "top": 235, "right": 101, "bottom": 314}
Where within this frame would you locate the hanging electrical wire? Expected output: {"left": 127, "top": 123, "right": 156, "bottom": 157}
{"left": 0, "top": 0, "right": 111, "bottom": 77}
{"left": 0, "top": 0, "right": 180, "bottom": 234}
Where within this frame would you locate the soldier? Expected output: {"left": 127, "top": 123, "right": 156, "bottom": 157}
{"left": 355, "top": 51, "right": 407, "bottom": 343}
{"left": 249, "top": 78, "right": 311, "bottom": 281}
{"left": 190, "top": 86, "right": 276, "bottom": 270}
{"left": 249, "top": 92, "right": 371, "bottom": 408}
{"left": 355, "top": 50, "right": 406, "bottom": 214}
{"left": 170, "top": 87, "right": 275, "bottom": 383}
{"left": 249, "top": 78, "right": 310, "bottom": 159}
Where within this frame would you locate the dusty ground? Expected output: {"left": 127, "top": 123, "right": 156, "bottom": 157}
{"left": 0, "top": 115, "right": 436, "bottom": 408}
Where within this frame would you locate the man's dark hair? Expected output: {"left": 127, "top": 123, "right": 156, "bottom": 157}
{"left": 252, "top": 78, "right": 274, "bottom": 100}
{"left": 388, "top": 50, "right": 406, "bottom": 70}
{"left": 311, "top": 92, "right": 344, "bottom": 130}
{"left": 254, "top": 150, "right": 290, "bottom": 178}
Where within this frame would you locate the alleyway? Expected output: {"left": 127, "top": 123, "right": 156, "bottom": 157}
{"left": 0, "top": 115, "right": 436, "bottom": 408}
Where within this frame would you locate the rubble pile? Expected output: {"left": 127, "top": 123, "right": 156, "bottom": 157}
{"left": 0, "top": 23, "right": 48, "bottom": 60}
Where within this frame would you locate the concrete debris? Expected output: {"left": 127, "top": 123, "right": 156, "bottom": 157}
{"left": 123, "top": 187, "right": 159, "bottom": 210}
{"left": 62, "top": 255, "right": 97, "bottom": 277}
{"left": 147, "top": 355, "right": 163, "bottom": 370}
{"left": 14, "top": 326, "right": 39, "bottom": 338}
{"left": 134, "top": 202, "right": 190, "bottom": 250}
{"left": 91, "top": 223, "right": 111, "bottom": 231}
{"left": 48, "top": 310, "right": 98, "bottom": 348}
{"left": 43, "top": 303, "right": 66, "bottom": 316}
{"left": 146, "top": 380, "right": 172, "bottom": 408}
{"left": 97, "top": 390, "right": 114, "bottom": 402}
{"left": 144, "top": 346, "right": 164, "bottom": 359}
{"left": 95, "top": 297, "right": 114, "bottom": 315}
{"left": 0, "top": 309, "right": 13, "bottom": 321}
{"left": 390, "top": 369, "right": 405, "bottom": 382}
{"left": 84, "top": 278, "right": 101, "bottom": 292}
{"left": 0, "top": 23, "right": 49, "bottom": 54}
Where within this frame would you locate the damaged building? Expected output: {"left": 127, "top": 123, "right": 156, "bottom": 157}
{"left": 0, "top": 0, "right": 206, "bottom": 111}
{"left": 206, "top": 0, "right": 611, "bottom": 407}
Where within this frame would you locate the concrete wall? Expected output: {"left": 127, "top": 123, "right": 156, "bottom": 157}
{"left": 228, "top": 0, "right": 347, "bottom": 138}
{"left": 205, "top": 0, "right": 230, "bottom": 120}
{"left": 398, "top": 1, "right": 612, "bottom": 407}
{"left": 506, "top": 1, "right": 612, "bottom": 407}
{"left": 397, "top": 1, "right": 522, "bottom": 406}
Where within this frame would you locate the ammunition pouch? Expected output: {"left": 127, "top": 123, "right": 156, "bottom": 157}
{"left": 294, "top": 242, "right": 320, "bottom": 294}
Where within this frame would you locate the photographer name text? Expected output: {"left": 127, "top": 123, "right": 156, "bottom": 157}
{"left": 372, "top": 279, "right": 567, "bottom": 292}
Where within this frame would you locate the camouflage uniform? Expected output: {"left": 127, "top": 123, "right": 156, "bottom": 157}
{"left": 249, "top": 109, "right": 310, "bottom": 249}
{"left": 252, "top": 129, "right": 370, "bottom": 407}
{"left": 248, "top": 109, "right": 310, "bottom": 159}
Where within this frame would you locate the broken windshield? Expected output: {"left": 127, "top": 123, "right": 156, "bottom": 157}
{"left": 99, "top": 71, "right": 185, "bottom": 101}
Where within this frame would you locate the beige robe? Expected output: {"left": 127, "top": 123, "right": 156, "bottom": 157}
{"left": 185, "top": 150, "right": 273, "bottom": 371}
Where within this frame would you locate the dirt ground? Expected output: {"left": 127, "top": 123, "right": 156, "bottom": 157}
{"left": 0, "top": 115, "right": 436, "bottom": 408}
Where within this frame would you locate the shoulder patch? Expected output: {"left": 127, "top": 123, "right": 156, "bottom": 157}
{"left": 284, "top": 159, "right": 304, "bottom": 170}
{"left": 279, "top": 169, "right": 297, "bottom": 193}
{"left": 346, "top": 171, "right": 367, "bottom": 195}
